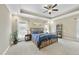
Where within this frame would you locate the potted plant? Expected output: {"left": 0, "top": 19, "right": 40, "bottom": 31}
{"left": 12, "top": 31, "right": 18, "bottom": 44}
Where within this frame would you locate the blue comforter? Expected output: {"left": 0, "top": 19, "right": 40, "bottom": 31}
{"left": 32, "top": 33, "right": 57, "bottom": 45}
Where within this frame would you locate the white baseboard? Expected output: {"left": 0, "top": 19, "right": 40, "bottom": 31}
{"left": 2, "top": 46, "right": 10, "bottom": 55}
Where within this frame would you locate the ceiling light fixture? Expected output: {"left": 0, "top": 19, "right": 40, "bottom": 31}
{"left": 43, "top": 4, "right": 58, "bottom": 14}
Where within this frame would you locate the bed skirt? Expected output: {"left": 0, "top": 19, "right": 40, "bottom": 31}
{"left": 32, "top": 39, "right": 58, "bottom": 49}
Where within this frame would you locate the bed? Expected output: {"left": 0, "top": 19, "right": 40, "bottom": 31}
{"left": 32, "top": 32, "right": 58, "bottom": 49}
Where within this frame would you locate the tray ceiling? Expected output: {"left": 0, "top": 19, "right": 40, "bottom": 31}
{"left": 7, "top": 4, "right": 79, "bottom": 19}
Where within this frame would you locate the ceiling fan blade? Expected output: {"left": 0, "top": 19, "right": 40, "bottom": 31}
{"left": 52, "top": 4, "right": 57, "bottom": 8}
{"left": 52, "top": 9, "right": 58, "bottom": 11}
{"left": 44, "top": 6, "right": 49, "bottom": 9}
{"left": 43, "top": 10, "right": 48, "bottom": 13}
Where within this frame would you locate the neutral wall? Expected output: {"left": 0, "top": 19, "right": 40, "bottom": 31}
{"left": 54, "top": 15, "right": 78, "bottom": 41}
{"left": 12, "top": 16, "right": 47, "bottom": 31}
{"left": 0, "top": 5, "right": 11, "bottom": 54}
{"left": 12, "top": 15, "right": 17, "bottom": 33}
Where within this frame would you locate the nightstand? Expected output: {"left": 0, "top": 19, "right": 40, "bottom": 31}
{"left": 25, "top": 34, "right": 31, "bottom": 41}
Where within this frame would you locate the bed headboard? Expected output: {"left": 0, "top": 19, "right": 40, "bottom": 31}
{"left": 30, "top": 28, "right": 44, "bottom": 34}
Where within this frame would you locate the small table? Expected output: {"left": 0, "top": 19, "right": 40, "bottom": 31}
{"left": 25, "top": 34, "right": 31, "bottom": 41}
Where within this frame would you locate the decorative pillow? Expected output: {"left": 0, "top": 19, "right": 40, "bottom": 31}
{"left": 32, "top": 32, "right": 39, "bottom": 34}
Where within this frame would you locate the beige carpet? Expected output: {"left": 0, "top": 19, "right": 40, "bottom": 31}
{"left": 6, "top": 39, "right": 79, "bottom": 55}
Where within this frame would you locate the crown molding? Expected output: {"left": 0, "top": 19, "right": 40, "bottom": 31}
{"left": 52, "top": 10, "right": 79, "bottom": 21}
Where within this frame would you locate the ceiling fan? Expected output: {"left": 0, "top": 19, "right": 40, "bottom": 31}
{"left": 43, "top": 4, "right": 58, "bottom": 14}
